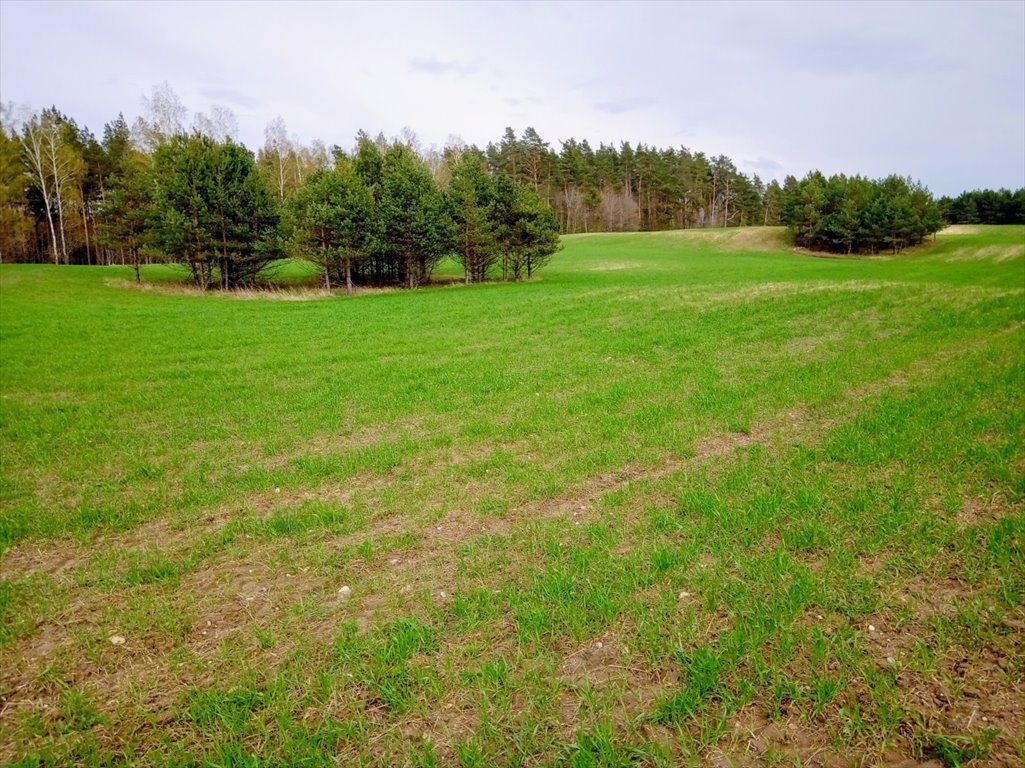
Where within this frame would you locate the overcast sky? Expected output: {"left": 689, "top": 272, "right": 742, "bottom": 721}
{"left": 2, "top": 0, "right": 1023, "bottom": 196}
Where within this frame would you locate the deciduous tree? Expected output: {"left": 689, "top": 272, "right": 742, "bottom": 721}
{"left": 0, "top": 106, "right": 35, "bottom": 262}
{"left": 133, "top": 82, "right": 188, "bottom": 151}
{"left": 193, "top": 105, "right": 240, "bottom": 143}
{"left": 20, "top": 109, "right": 84, "bottom": 264}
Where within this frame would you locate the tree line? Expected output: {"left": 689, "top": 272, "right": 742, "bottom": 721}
{"left": 0, "top": 88, "right": 560, "bottom": 290}
{"left": 2, "top": 83, "right": 1019, "bottom": 275}
{"left": 483, "top": 127, "right": 780, "bottom": 233}
{"left": 937, "top": 188, "right": 1025, "bottom": 226}
{"left": 0, "top": 90, "right": 780, "bottom": 275}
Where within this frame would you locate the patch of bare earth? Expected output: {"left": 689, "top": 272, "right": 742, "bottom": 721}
{"left": 689, "top": 548, "right": 1022, "bottom": 766}
{"left": 710, "top": 709, "right": 859, "bottom": 768}
{"left": 877, "top": 561, "right": 1024, "bottom": 767}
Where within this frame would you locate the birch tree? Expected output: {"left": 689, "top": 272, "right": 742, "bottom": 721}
{"left": 193, "top": 104, "right": 239, "bottom": 143}
{"left": 132, "top": 82, "right": 188, "bottom": 152}
{"left": 295, "top": 138, "right": 330, "bottom": 181}
{"left": 259, "top": 116, "right": 293, "bottom": 199}
{"left": 21, "top": 110, "right": 83, "bottom": 264}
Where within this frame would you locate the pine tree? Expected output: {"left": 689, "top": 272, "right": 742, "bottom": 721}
{"left": 285, "top": 160, "right": 374, "bottom": 293}
{"left": 151, "top": 135, "right": 281, "bottom": 289}
{"left": 97, "top": 149, "right": 153, "bottom": 281}
{"left": 378, "top": 144, "right": 452, "bottom": 289}
{"left": 446, "top": 149, "right": 498, "bottom": 283}
{"left": 493, "top": 175, "right": 561, "bottom": 281}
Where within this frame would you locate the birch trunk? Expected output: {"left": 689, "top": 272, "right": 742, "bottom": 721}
{"left": 20, "top": 121, "right": 60, "bottom": 262}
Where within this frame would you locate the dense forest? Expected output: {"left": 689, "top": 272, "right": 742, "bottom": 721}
{"left": 1, "top": 84, "right": 1022, "bottom": 279}
{"left": 937, "top": 188, "right": 1025, "bottom": 225}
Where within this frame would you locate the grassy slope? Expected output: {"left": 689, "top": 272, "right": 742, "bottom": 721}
{"left": 0, "top": 226, "right": 1022, "bottom": 766}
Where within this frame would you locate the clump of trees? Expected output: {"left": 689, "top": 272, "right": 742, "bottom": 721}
{"left": 780, "top": 172, "right": 944, "bottom": 254}
{"left": 2, "top": 82, "right": 1017, "bottom": 274}
{"left": 0, "top": 85, "right": 799, "bottom": 272}
{"left": 1, "top": 87, "right": 562, "bottom": 289}
{"left": 284, "top": 139, "right": 560, "bottom": 292}
{"left": 937, "top": 188, "right": 1025, "bottom": 225}
{"left": 150, "top": 135, "right": 282, "bottom": 289}
{"left": 447, "top": 150, "right": 560, "bottom": 283}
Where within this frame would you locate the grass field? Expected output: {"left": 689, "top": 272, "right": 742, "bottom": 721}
{"left": 1, "top": 225, "right": 1023, "bottom": 767}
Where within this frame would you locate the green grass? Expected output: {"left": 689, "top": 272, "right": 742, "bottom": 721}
{"left": 1, "top": 225, "right": 1023, "bottom": 766}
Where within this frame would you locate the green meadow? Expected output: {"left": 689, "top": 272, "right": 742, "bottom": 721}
{"left": 1, "top": 226, "right": 1022, "bottom": 766}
